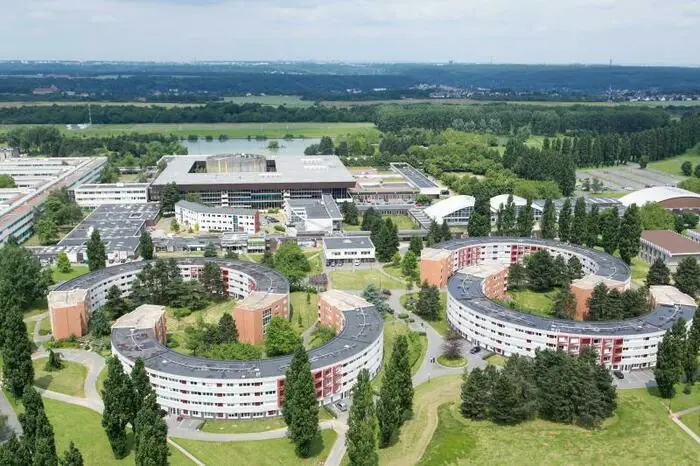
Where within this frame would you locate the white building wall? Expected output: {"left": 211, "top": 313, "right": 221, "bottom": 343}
{"left": 324, "top": 247, "right": 376, "bottom": 262}
{"left": 175, "top": 204, "right": 257, "bottom": 234}
{"left": 73, "top": 184, "right": 149, "bottom": 207}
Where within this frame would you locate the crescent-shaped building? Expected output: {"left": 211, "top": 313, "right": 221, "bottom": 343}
{"left": 48, "top": 259, "right": 383, "bottom": 419}
{"left": 421, "top": 237, "right": 696, "bottom": 372}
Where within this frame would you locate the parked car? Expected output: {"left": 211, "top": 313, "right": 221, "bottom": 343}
{"left": 613, "top": 370, "right": 624, "bottom": 380}
{"left": 469, "top": 346, "right": 481, "bottom": 354}
{"left": 335, "top": 401, "right": 348, "bottom": 412}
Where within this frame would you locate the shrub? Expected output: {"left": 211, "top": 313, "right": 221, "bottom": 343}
{"left": 173, "top": 308, "right": 193, "bottom": 319}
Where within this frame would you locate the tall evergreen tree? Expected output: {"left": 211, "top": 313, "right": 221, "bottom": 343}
{"left": 460, "top": 367, "right": 491, "bottom": 420}
{"left": 102, "top": 357, "right": 136, "bottom": 459}
{"left": 585, "top": 283, "right": 609, "bottom": 321}
{"left": 585, "top": 204, "right": 600, "bottom": 247}
{"left": 216, "top": 312, "right": 238, "bottom": 344}
{"left": 134, "top": 393, "right": 169, "bottom": 466}
{"left": 495, "top": 206, "right": 504, "bottom": 236}
{"left": 600, "top": 206, "right": 620, "bottom": 255}
{"left": 654, "top": 328, "right": 683, "bottom": 398}
{"left": 618, "top": 204, "right": 642, "bottom": 264}
{"left": 86, "top": 229, "right": 107, "bottom": 271}
{"left": 401, "top": 250, "right": 418, "bottom": 281}
{"left": 569, "top": 197, "right": 588, "bottom": 245}
{"left": 467, "top": 197, "right": 492, "bottom": 237}
{"left": 375, "top": 218, "right": 399, "bottom": 262}
{"left": 557, "top": 199, "right": 572, "bottom": 242}
{"left": 567, "top": 256, "right": 584, "bottom": 280}
{"left": 646, "top": 258, "right": 671, "bottom": 286}
{"left": 139, "top": 230, "right": 154, "bottom": 260}
{"left": 59, "top": 442, "right": 84, "bottom": 466}
{"left": 489, "top": 373, "right": 520, "bottom": 425}
{"left": 376, "top": 362, "right": 400, "bottom": 447}
{"left": 2, "top": 306, "right": 34, "bottom": 398}
{"left": 159, "top": 182, "right": 180, "bottom": 215}
{"left": 0, "top": 433, "right": 31, "bottom": 466}
{"left": 408, "top": 236, "right": 423, "bottom": 256}
{"left": 392, "top": 335, "right": 414, "bottom": 422}
{"left": 284, "top": 345, "right": 319, "bottom": 457}
{"left": 346, "top": 369, "right": 378, "bottom": 466}
{"left": 673, "top": 256, "right": 700, "bottom": 296}
{"left": 415, "top": 281, "right": 440, "bottom": 320}
{"left": 507, "top": 263, "right": 527, "bottom": 290}
{"left": 440, "top": 220, "right": 452, "bottom": 241}
{"left": 552, "top": 287, "right": 577, "bottom": 320}
{"left": 20, "top": 386, "right": 58, "bottom": 465}
{"left": 426, "top": 220, "right": 441, "bottom": 247}
{"left": 540, "top": 199, "right": 557, "bottom": 240}
{"left": 517, "top": 199, "right": 535, "bottom": 237}
{"left": 130, "top": 358, "right": 153, "bottom": 415}
{"left": 501, "top": 195, "right": 517, "bottom": 236}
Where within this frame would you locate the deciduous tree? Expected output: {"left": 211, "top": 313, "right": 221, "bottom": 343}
{"left": 56, "top": 251, "right": 72, "bottom": 273}
{"left": 265, "top": 317, "right": 300, "bottom": 357}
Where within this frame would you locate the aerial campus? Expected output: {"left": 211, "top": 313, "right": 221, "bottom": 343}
{"left": 2, "top": 7, "right": 700, "bottom": 466}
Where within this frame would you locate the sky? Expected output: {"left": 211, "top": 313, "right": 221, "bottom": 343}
{"left": 1, "top": 0, "right": 699, "bottom": 66}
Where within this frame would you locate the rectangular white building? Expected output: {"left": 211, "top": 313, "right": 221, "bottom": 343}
{"left": 175, "top": 200, "right": 259, "bottom": 234}
{"left": 72, "top": 183, "right": 150, "bottom": 207}
{"left": 284, "top": 194, "right": 343, "bottom": 233}
{"left": 323, "top": 236, "right": 375, "bottom": 265}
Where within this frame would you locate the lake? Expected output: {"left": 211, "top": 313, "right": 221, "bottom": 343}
{"left": 184, "top": 138, "right": 320, "bottom": 156}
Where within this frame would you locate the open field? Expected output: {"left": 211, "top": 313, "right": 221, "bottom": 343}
{"left": 344, "top": 214, "right": 418, "bottom": 232}
{"left": 400, "top": 291, "right": 448, "bottom": 335}
{"left": 51, "top": 264, "right": 90, "bottom": 283}
{"left": 507, "top": 288, "right": 557, "bottom": 318}
{"left": 648, "top": 144, "right": 700, "bottom": 175}
{"left": 372, "top": 320, "right": 427, "bottom": 392}
{"left": 32, "top": 358, "right": 87, "bottom": 397}
{"left": 329, "top": 269, "right": 404, "bottom": 290}
{"left": 0, "top": 101, "right": 203, "bottom": 108}
{"left": 0, "top": 122, "right": 377, "bottom": 139}
{"left": 680, "top": 410, "right": 700, "bottom": 437}
{"left": 173, "top": 429, "right": 336, "bottom": 466}
{"left": 200, "top": 409, "right": 333, "bottom": 434}
{"left": 322, "top": 98, "right": 700, "bottom": 108}
{"left": 418, "top": 388, "right": 700, "bottom": 466}
{"left": 289, "top": 291, "right": 319, "bottom": 334}
{"left": 222, "top": 95, "right": 313, "bottom": 107}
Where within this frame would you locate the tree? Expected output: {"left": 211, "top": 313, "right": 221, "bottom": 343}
{"left": 391, "top": 335, "right": 414, "bottom": 421}
{"left": 19, "top": 386, "right": 58, "bottom": 465}
{"left": 681, "top": 161, "right": 693, "bottom": 176}
{"left": 203, "top": 242, "right": 217, "bottom": 257}
{"left": 274, "top": 242, "right": 311, "bottom": 287}
{"left": 284, "top": 345, "right": 319, "bottom": 457}
{"left": 415, "top": 281, "right": 440, "bottom": 320}
{"left": 200, "top": 262, "right": 224, "bottom": 297}
{"left": 673, "top": 257, "right": 700, "bottom": 296}
{"left": 654, "top": 327, "right": 684, "bottom": 398}
{"left": 507, "top": 263, "right": 527, "bottom": 290}
{"left": 265, "top": 317, "right": 300, "bottom": 357}
{"left": 467, "top": 197, "right": 492, "bottom": 237}
{"left": 0, "top": 240, "right": 52, "bottom": 325}
{"left": 160, "top": 182, "right": 180, "bottom": 215}
{"left": 567, "top": 256, "right": 584, "bottom": 280}
{"left": 490, "top": 373, "right": 521, "bottom": 425}
{"left": 45, "top": 348, "right": 63, "bottom": 371}
{"left": 134, "top": 393, "right": 168, "bottom": 466}
{"left": 375, "top": 218, "right": 399, "bottom": 262}
{"left": 552, "top": 255, "right": 570, "bottom": 288}
{"left": 500, "top": 195, "right": 517, "bottom": 236}
{"left": 646, "top": 258, "right": 671, "bottom": 286}
{"left": 261, "top": 250, "right": 275, "bottom": 268}
{"left": 552, "top": 287, "right": 577, "bottom": 320}
{"left": 56, "top": 251, "right": 72, "bottom": 274}
{"left": 37, "top": 217, "right": 59, "bottom": 245}
{"left": 441, "top": 329, "right": 464, "bottom": 360}
{"left": 318, "top": 136, "right": 334, "bottom": 155}
{"left": 426, "top": 220, "right": 441, "bottom": 246}
{"left": 130, "top": 358, "right": 153, "bottom": 414}
{"left": 169, "top": 217, "right": 180, "bottom": 233}
{"left": 540, "top": 199, "right": 557, "bottom": 240}
{"left": 89, "top": 309, "right": 112, "bottom": 337}
{"left": 102, "top": 357, "right": 136, "bottom": 459}
{"left": 0, "top": 433, "right": 31, "bottom": 466}
{"left": 401, "top": 250, "right": 418, "bottom": 281}
{"left": 139, "top": 230, "right": 154, "bottom": 260}
{"left": 557, "top": 199, "right": 572, "bottom": 242}
{"left": 461, "top": 367, "right": 491, "bottom": 420}
{"left": 586, "top": 283, "right": 609, "bottom": 321}
{"left": 440, "top": 220, "right": 452, "bottom": 241}
{"left": 376, "top": 362, "right": 400, "bottom": 447}
{"left": 408, "top": 236, "right": 423, "bottom": 256}
{"left": 342, "top": 202, "right": 360, "bottom": 225}
{"left": 60, "top": 442, "right": 84, "bottom": 466}
{"left": 103, "top": 285, "right": 130, "bottom": 319}
{"left": 391, "top": 252, "right": 401, "bottom": 268}
{"left": 600, "top": 206, "right": 620, "bottom": 255}
{"left": 2, "top": 307, "right": 34, "bottom": 397}
{"left": 216, "top": 313, "right": 238, "bottom": 344}
{"left": 569, "top": 198, "right": 587, "bottom": 245}
{"left": 86, "top": 229, "right": 107, "bottom": 271}
{"left": 585, "top": 204, "right": 600, "bottom": 247}
{"left": 346, "top": 369, "right": 378, "bottom": 466}
{"left": 639, "top": 202, "right": 675, "bottom": 230}
{"left": 618, "top": 204, "right": 642, "bottom": 264}
{"left": 0, "top": 174, "right": 17, "bottom": 188}
{"left": 361, "top": 208, "right": 383, "bottom": 239}
{"left": 516, "top": 199, "right": 535, "bottom": 237}
{"left": 526, "top": 249, "right": 555, "bottom": 291}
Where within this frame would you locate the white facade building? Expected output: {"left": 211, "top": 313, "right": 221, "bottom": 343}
{"left": 323, "top": 236, "right": 376, "bottom": 265}
{"left": 423, "top": 195, "right": 475, "bottom": 226}
{"left": 175, "top": 200, "right": 259, "bottom": 234}
{"left": 72, "top": 183, "right": 150, "bottom": 207}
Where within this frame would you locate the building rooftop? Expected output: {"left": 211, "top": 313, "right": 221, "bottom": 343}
{"left": 286, "top": 195, "right": 342, "bottom": 220}
{"left": 390, "top": 162, "right": 440, "bottom": 190}
{"left": 176, "top": 200, "right": 256, "bottom": 216}
{"left": 619, "top": 186, "right": 700, "bottom": 207}
{"left": 152, "top": 154, "right": 355, "bottom": 187}
{"left": 424, "top": 195, "right": 475, "bottom": 223}
{"left": 421, "top": 247, "right": 453, "bottom": 261}
{"left": 323, "top": 236, "right": 375, "bottom": 250}
{"left": 113, "top": 305, "right": 166, "bottom": 330}
{"left": 649, "top": 285, "right": 697, "bottom": 308}
{"left": 460, "top": 263, "right": 509, "bottom": 278}
{"left": 641, "top": 230, "right": 700, "bottom": 255}
{"left": 490, "top": 194, "right": 527, "bottom": 211}
{"left": 321, "top": 290, "right": 372, "bottom": 311}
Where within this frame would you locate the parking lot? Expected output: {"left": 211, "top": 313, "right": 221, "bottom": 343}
{"left": 577, "top": 165, "right": 684, "bottom": 192}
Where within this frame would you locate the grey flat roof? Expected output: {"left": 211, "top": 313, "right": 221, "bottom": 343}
{"left": 323, "top": 236, "right": 374, "bottom": 250}
{"left": 434, "top": 237, "right": 631, "bottom": 282}
{"left": 112, "top": 304, "right": 382, "bottom": 379}
{"left": 287, "top": 195, "right": 342, "bottom": 220}
{"left": 55, "top": 257, "right": 289, "bottom": 294}
{"left": 176, "top": 200, "right": 256, "bottom": 216}
{"left": 448, "top": 272, "right": 695, "bottom": 336}
{"left": 391, "top": 162, "right": 439, "bottom": 189}
{"left": 152, "top": 154, "right": 356, "bottom": 187}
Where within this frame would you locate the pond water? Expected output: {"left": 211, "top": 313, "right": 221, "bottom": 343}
{"left": 183, "top": 138, "right": 320, "bottom": 156}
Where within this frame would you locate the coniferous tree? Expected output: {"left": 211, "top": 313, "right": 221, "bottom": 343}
{"left": 540, "top": 199, "right": 557, "bottom": 240}
{"left": 102, "top": 357, "right": 136, "bottom": 459}
{"left": 552, "top": 255, "right": 570, "bottom": 288}
{"left": 0, "top": 433, "right": 31, "bottom": 466}
{"left": 440, "top": 220, "right": 452, "bottom": 241}
{"left": 526, "top": 249, "right": 555, "bottom": 291}
{"left": 20, "top": 386, "right": 58, "bottom": 465}
{"left": 501, "top": 195, "right": 517, "bottom": 236}
{"left": 426, "top": 220, "right": 441, "bottom": 247}
{"left": 2, "top": 307, "right": 34, "bottom": 398}
{"left": 346, "top": 369, "right": 378, "bottom": 466}
{"left": 159, "top": 182, "right": 180, "bottom": 215}
{"left": 261, "top": 250, "right": 275, "bottom": 268}
{"left": 557, "top": 199, "right": 572, "bottom": 242}
{"left": 200, "top": 262, "right": 224, "bottom": 298}
{"left": 139, "top": 230, "right": 154, "bottom": 260}
{"left": 687, "top": 316, "right": 700, "bottom": 384}
{"left": 203, "top": 242, "right": 217, "bottom": 257}
{"left": 516, "top": 199, "right": 535, "bottom": 237}
{"left": 600, "top": 206, "right": 620, "bottom": 255}
{"left": 490, "top": 373, "right": 520, "bottom": 425}
{"left": 342, "top": 202, "right": 360, "bottom": 225}
{"left": 646, "top": 258, "right": 671, "bottom": 286}
{"left": 460, "top": 367, "right": 491, "bottom": 420}
{"left": 45, "top": 348, "right": 63, "bottom": 371}
{"left": 585, "top": 282, "right": 609, "bottom": 321}
{"left": 60, "top": 442, "right": 84, "bottom": 466}
{"left": 86, "top": 229, "right": 107, "bottom": 271}
{"left": 507, "top": 263, "right": 527, "bottom": 290}
{"left": 286, "top": 345, "right": 319, "bottom": 457}
{"left": 552, "top": 287, "right": 577, "bottom": 319}
{"left": 375, "top": 218, "right": 399, "bottom": 262}
{"left": 134, "top": 393, "right": 169, "bottom": 466}
{"left": 103, "top": 285, "right": 130, "bottom": 319}
{"left": 618, "top": 204, "right": 642, "bottom": 264}
{"left": 361, "top": 208, "right": 383, "bottom": 240}
{"left": 56, "top": 251, "right": 72, "bottom": 274}
{"left": 392, "top": 335, "right": 414, "bottom": 422}
{"left": 467, "top": 197, "right": 492, "bottom": 237}
{"left": 130, "top": 358, "right": 153, "bottom": 415}
{"left": 495, "top": 206, "right": 504, "bottom": 236}
{"left": 401, "top": 250, "right": 418, "bottom": 281}
{"left": 569, "top": 197, "right": 588, "bottom": 245}
{"left": 376, "top": 362, "right": 400, "bottom": 448}
{"left": 415, "top": 281, "right": 440, "bottom": 320}
{"left": 567, "top": 256, "right": 584, "bottom": 280}
{"left": 408, "top": 236, "right": 423, "bottom": 256}
{"left": 585, "top": 204, "right": 600, "bottom": 247}
{"left": 216, "top": 313, "right": 238, "bottom": 344}
{"left": 654, "top": 328, "right": 683, "bottom": 398}
{"left": 673, "top": 256, "right": 700, "bottom": 296}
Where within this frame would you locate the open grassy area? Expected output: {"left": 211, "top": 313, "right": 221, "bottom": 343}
{"left": 437, "top": 355, "right": 466, "bottom": 368}
{"left": 166, "top": 300, "right": 237, "bottom": 354}
{"left": 418, "top": 388, "right": 700, "bottom": 466}
{"left": 400, "top": 291, "right": 448, "bottom": 335}
{"left": 26, "top": 319, "right": 36, "bottom": 338}
{"left": 647, "top": 382, "right": 700, "bottom": 412}
{"left": 290, "top": 291, "right": 318, "bottom": 334}
{"left": 329, "top": 269, "right": 404, "bottom": 290}
{"left": 382, "top": 264, "right": 407, "bottom": 283}
{"left": 344, "top": 214, "right": 418, "bottom": 232}
{"left": 32, "top": 358, "right": 87, "bottom": 397}
{"left": 680, "top": 410, "right": 700, "bottom": 437}
{"left": 648, "top": 144, "right": 700, "bottom": 175}
{"left": 51, "top": 264, "right": 90, "bottom": 283}
{"left": 223, "top": 95, "right": 313, "bottom": 108}
{"left": 630, "top": 256, "right": 650, "bottom": 286}
{"left": 506, "top": 288, "right": 558, "bottom": 318}
{"left": 38, "top": 316, "right": 52, "bottom": 336}
{"left": 372, "top": 320, "right": 427, "bottom": 392}
{"left": 486, "top": 354, "right": 507, "bottom": 368}
{"left": 173, "top": 429, "right": 336, "bottom": 466}
{"left": 200, "top": 409, "right": 334, "bottom": 434}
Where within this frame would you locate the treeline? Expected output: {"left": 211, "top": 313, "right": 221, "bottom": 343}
{"left": 375, "top": 104, "right": 672, "bottom": 135}
{"left": 0, "top": 102, "right": 376, "bottom": 125}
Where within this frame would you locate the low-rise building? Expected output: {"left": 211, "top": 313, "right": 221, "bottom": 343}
{"left": 284, "top": 194, "right": 342, "bottom": 233}
{"left": 323, "top": 236, "right": 375, "bottom": 265}
{"left": 175, "top": 200, "right": 259, "bottom": 234}
{"left": 424, "top": 195, "right": 475, "bottom": 226}
{"left": 639, "top": 230, "right": 700, "bottom": 270}
{"left": 71, "top": 182, "right": 150, "bottom": 207}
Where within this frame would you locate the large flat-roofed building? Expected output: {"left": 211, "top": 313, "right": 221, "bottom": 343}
{"left": 174, "top": 200, "right": 259, "bottom": 234}
{"left": 639, "top": 230, "right": 700, "bottom": 270}
{"left": 323, "top": 236, "right": 375, "bottom": 265}
{"left": 284, "top": 194, "right": 342, "bottom": 234}
{"left": 424, "top": 195, "right": 475, "bottom": 226}
{"left": 619, "top": 186, "right": 700, "bottom": 211}
{"left": 150, "top": 154, "right": 356, "bottom": 209}
{"left": 389, "top": 162, "right": 443, "bottom": 196}
{"left": 71, "top": 182, "right": 150, "bottom": 207}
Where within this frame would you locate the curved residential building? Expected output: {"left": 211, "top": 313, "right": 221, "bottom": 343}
{"left": 421, "top": 238, "right": 696, "bottom": 371}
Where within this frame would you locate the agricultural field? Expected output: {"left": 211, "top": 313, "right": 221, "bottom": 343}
{"left": 222, "top": 95, "right": 313, "bottom": 108}
{"left": 648, "top": 144, "right": 700, "bottom": 176}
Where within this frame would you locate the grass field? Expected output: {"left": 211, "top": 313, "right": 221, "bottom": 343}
{"left": 400, "top": 291, "right": 448, "bottom": 335}
{"left": 32, "top": 359, "right": 87, "bottom": 397}
{"left": 166, "top": 300, "right": 237, "bottom": 354}
{"left": 290, "top": 291, "right": 318, "bottom": 334}
{"left": 0, "top": 122, "right": 377, "bottom": 139}
{"left": 372, "top": 320, "right": 427, "bottom": 392}
{"left": 329, "top": 269, "right": 404, "bottom": 290}
{"left": 630, "top": 256, "right": 650, "bottom": 286}
{"left": 680, "top": 410, "right": 700, "bottom": 437}
{"left": 507, "top": 288, "right": 558, "bottom": 317}
{"left": 418, "top": 388, "right": 700, "bottom": 466}
{"left": 222, "top": 95, "right": 313, "bottom": 108}
{"left": 173, "top": 429, "right": 336, "bottom": 466}
{"left": 38, "top": 316, "right": 52, "bottom": 336}
{"left": 486, "top": 354, "right": 507, "bottom": 368}
{"left": 647, "top": 144, "right": 700, "bottom": 175}
{"left": 51, "top": 265, "right": 90, "bottom": 283}
{"left": 344, "top": 215, "right": 418, "bottom": 232}
{"left": 200, "top": 409, "right": 333, "bottom": 434}
{"left": 437, "top": 355, "right": 466, "bottom": 368}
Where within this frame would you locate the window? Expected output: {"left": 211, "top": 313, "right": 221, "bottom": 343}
{"left": 263, "top": 309, "right": 272, "bottom": 328}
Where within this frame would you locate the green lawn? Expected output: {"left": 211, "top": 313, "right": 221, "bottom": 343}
{"left": 630, "top": 256, "right": 650, "bottom": 286}
{"left": 96, "top": 364, "right": 108, "bottom": 398}
{"left": 52, "top": 265, "right": 90, "bottom": 283}
{"left": 33, "top": 359, "right": 88, "bottom": 397}
{"left": 200, "top": 410, "right": 334, "bottom": 434}
{"left": 329, "top": 269, "right": 404, "bottom": 290}
{"left": 26, "top": 319, "right": 37, "bottom": 338}
{"left": 382, "top": 264, "right": 407, "bottom": 282}
{"left": 372, "top": 320, "right": 427, "bottom": 392}
{"left": 507, "top": 288, "right": 558, "bottom": 317}
{"left": 680, "top": 410, "right": 700, "bottom": 437}
{"left": 648, "top": 144, "right": 700, "bottom": 175}
{"left": 647, "top": 382, "right": 700, "bottom": 412}
{"left": 290, "top": 291, "right": 318, "bottom": 334}
{"left": 166, "top": 300, "right": 237, "bottom": 354}
{"left": 344, "top": 214, "right": 418, "bottom": 232}
{"left": 400, "top": 291, "right": 448, "bottom": 335}
{"left": 38, "top": 316, "right": 52, "bottom": 336}
{"left": 418, "top": 388, "right": 700, "bottom": 466}
{"left": 437, "top": 355, "right": 466, "bottom": 368}
{"left": 223, "top": 95, "right": 312, "bottom": 108}
{"left": 305, "top": 251, "right": 324, "bottom": 275}
{"left": 486, "top": 354, "right": 507, "bottom": 368}
{"left": 173, "top": 429, "right": 336, "bottom": 466}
